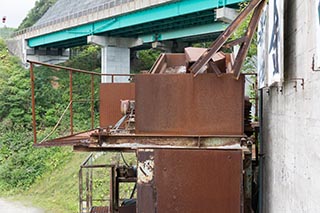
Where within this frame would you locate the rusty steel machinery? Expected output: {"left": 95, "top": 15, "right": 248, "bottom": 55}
{"left": 28, "top": 0, "right": 266, "bottom": 212}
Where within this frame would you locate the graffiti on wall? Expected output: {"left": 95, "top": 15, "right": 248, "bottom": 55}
{"left": 267, "top": 0, "right": 283, "bottom": 86}
{"left": 257, "top": 4, "right": 268, "bottom": 89}
{"left": 269, "top": 1, "right": 280, "bottom": 76}
{"left": 257, "top": 0, "right": 283, "bottom": 88}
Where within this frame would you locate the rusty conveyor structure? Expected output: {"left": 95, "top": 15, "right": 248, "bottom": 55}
{"left": 28, "top": 0, "right": 266, "bottom": 212}
{"left": 29, "top": 0, "right": 265, "bottom": 151}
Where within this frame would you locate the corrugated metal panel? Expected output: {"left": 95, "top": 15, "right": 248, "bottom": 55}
{"left": 135, "top": 73, "right": 244, "bottom": 135}
{"left": 100, "top": 83, "right": 135, "bottom": 128}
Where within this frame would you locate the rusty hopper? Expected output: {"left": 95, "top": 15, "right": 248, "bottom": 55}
{"left": 135, "top": 48, "right": 245, "bottom": 136}
{"left": 149, "top": 53, "right": 186, "bottom": 74}
{"left": 135, "top": 73, "right": 245, "bottom": 135}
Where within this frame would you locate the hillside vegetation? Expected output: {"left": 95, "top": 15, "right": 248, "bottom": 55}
{"left": 0, "top": 28, "right": 15, "bottom": 39}
{"left": 0, "top": 39, "right": 68, "bottom": 192}
{"left": 17, "top": 0, "right": 58, "bottom": 31}
{"left": 0, "top": 38, "right": 102, "bottom": 212}
{"left": 0, "top": 1, "right": 158, "bottom": 211}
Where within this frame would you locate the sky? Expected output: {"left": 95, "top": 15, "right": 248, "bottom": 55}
{"left": 0, "top": 0, "right": 37, "bottom": 28}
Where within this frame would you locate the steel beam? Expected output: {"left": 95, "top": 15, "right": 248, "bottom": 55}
{"left": 27, "top": 0, "right": 244, "bottom": 48}
{"left": 189, "top": 0, "right": 264, "bottom": 76}
{"left": 232, "top": 0, "right": 266, "bottom": 79}
{"left": 139, "top": 22, "right": 228, "bottom": 43}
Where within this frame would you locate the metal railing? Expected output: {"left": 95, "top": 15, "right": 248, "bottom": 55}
{"left": 28, "top": 60, "right": 135, "bottom": 144}
{"left": 79, "top": 153, "right": 115, "bottom": 213}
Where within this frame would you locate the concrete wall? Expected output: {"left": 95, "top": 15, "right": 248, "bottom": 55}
{"left": 262, "top": 0, "right": 320, "bottom": 212}
{"left": 6, "top": 35, "right": 27, "bottom": 65}
{"left": 6, "top": 34, "right": 69, "bottom": 65}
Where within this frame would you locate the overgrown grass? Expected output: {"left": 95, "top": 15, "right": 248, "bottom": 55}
{"left": 9, "top": 151, "right": 137, "bottom": 213}
{"left": 12, "top": 149, "right": 87, "bottom": 213}
{"left": 0, "top": 36, "right": 138, "bottom": 212}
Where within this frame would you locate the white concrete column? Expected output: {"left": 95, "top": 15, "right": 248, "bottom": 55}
{"left": 88, "top": 35, "right": 143, "bottom": 83}
{"left": 101, "top": 46, "right": 130, "bottom": 82}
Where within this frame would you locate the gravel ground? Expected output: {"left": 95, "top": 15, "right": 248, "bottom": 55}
{"left": 0, "top": 199, "right": 44, "bottom": 213}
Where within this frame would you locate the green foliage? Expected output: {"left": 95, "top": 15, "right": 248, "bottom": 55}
{"left": 64, "top": 45, "right": 101, "bottom": 131}
{"left": 66, "top": 45, "right": 101, "bottom": 71}
{"left": 0, "top": 39, "right": 31, "bottom": 128}
{"left": 0, "top": 39, "right": 71, "bottom": 194}
{"left": 17, "top": 0, "right": 58, "bottom": 30}
{"left": 23, "top": 45, "right": 101, "bottom": 133}
{"left": 0, "top": 28, "right": 15, "bottom": 39}
{"left": 132, "top": 49, "right": 161, "bottom": 73}
{"left": 231, "top": 2, "right": 257, "bottom": 58}
{"left": 1, "top": 1, "right": 105, "bottom": 211}
{"left": 0, "top": 40, "right": 103, "bottom": 197}
{"left": 231, "top": 2, "right": 258, "bottom": 120}
{"left": 0, "top": 127, "right": 71, "bottom": 191}
{"left": 192, "top": 42, "right": 212, "bottom": 48}
{"left": 14, "top": 150, "right": 86, "bottom": 213}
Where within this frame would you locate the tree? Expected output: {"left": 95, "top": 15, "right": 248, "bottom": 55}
{"left": 17, "top": 0, "right": 57, "bottom": 30}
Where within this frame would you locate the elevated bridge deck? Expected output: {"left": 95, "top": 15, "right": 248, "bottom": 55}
{"left": 16, "top": 0, "right": 243, "bottom": 48}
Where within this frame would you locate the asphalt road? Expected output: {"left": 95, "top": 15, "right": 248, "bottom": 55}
{"left": 0, "top": 199, "right": 44, "bottom": 213}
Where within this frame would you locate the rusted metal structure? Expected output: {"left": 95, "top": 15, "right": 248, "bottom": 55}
{"left": 137, "top": 149, "right": 243, "bottom": 213}
{"left": 135, "top": 74, "right": 245, "bottom": 135}
{"left": 28, "top": 0, "right": 266, "bottom": 212}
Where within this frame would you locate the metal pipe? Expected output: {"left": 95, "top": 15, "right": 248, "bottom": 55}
{"left": 72, "top": 99, "right": 99, "bottom": 103}
{"left": 130, "top": 183, "right": 137, "bottom": 199}
{"left": 81, "top": 164, "right": 113, "bottom": 169}
{"left": 69, "top": 70, "right": 73, "bottom": 135}
{"left": 86, "top": 166, "right": 90, "bottom": 211}
{"left": 258, "top": 88, "right": 264, "bottom": 213}
{"left": 79, "top": 168, "right": 83, "bottom": 213}
{"left": 89, "top": 157, "right": 93, "bottom": 210}
{"left": 27, "top": 60, "right": 135, "bottom": 77}
{"left": 81, "top": 153, "right": 94, "bottom": 166}
{"left": 30, "top": 62, "right": 37, "bottom": 144}
{"left": 244, "top": 149, "right": 253, "bottom": 213}
{"left": 91, "top": 74, "right": 95, "bottom": 129}
{"left": 255, "top": 76, "right": 259, "bottom": 164}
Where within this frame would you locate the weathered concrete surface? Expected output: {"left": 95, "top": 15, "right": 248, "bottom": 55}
{"left": 0, "top": 199, "right": 44, "bottom": 213}
{"left": 88, "top": 35, "right": 142, "bottom": 83}
{"left": 6, "top": 36, "right": 69, "bottom": 65}
{"left": 262, "top": 0, "right": 320, "bottom": 212}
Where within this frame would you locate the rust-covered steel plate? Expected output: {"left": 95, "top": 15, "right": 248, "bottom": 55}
{"left": 90, "top": 206, "right": 109, "bottom": 213}
{"left": 135, "top": 73, "right": 244, "bottom": 135}
{"left": 100, "top": 83, "right": 135, "bottom": 128}
{"left": 137, "top": 149, "right": 243, "bottom": 213}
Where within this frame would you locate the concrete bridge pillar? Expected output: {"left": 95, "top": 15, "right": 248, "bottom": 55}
{"left": 88, "top": 35, "right": 143, "bottom": 83}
